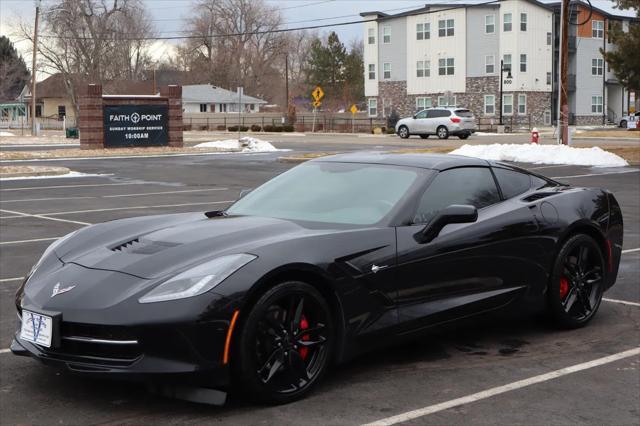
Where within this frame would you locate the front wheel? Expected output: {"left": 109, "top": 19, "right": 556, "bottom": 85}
{"left": 235, "top": 281, "right": 333, "bottom": 404}
{"left": 398, "top": 126, "right": 410, "bottom": 139}
{"left": 436, "top": 126, "right": 449, "bottom": 139}
{"left": 548, "top": 234, "right": 605, "bottom": 329}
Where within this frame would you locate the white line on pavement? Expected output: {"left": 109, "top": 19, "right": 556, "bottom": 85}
{"left": 1, "top": 196, "right": 94, "bottom": 203}
{"left": 550, "top": 170, "right": 639, "bottom": 179}
{"left": 40, "top": 201, "right": 233, "bottom": 216}
{"left": 363, "top": 347, "right": 640, "bottom": 426}
{"left": 0, "top": 237, "right": 58, "bottom": 245}
{"left": 0, "top": 277, "right": 24, "bottom": 283}
{"left": 603, "top": 298, "right": 640, "bottom": 307}
{"left": 0, "top": 349, "right": 11, "bottom": 354}
{"left": 0, "top": 208, "right": 91, "bottom": 226}
{"left": 102, "top": 188, "right": 229, "bottom": 198}
{"left": 622, "top": 248, "right": 640, "bottom": 254}
{"left": 0, "top": 183, "right": 139, "bottom": 191}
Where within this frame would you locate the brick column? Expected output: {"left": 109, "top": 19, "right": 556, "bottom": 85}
{"left": 161, "top": 85, "right": 183, "bottom": 148}
{"left": 79, "top": 84, "right": 104, "bottom": 149}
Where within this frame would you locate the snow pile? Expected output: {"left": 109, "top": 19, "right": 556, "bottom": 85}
{"left": 450, "top": 143, "right": 629, "bottom": 167}
{"left": 195, "top": 136, "right": 279, "bottom": 152}
{"left": 0, "top": 131, "right": 15, "bottom": 137}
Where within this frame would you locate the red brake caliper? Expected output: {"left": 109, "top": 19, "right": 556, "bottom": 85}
{"left": 299, "top": 315, "right": 309, "bottom": 360}
{"left": 559, "top": 276, "right": 569, "bottom": 299}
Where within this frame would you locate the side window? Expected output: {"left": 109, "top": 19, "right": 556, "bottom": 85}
{"left": 415, "top": 110, "right": 429, "bottom": 119}
{"left": 413, "top": 168, "right": 500, "bottom": 224}
{"left": 493, "top": 167, "right": 531, "bottom": 198}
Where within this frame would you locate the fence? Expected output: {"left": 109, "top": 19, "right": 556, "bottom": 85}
{"left": 0, "top": 116, "right": 77, "bottom": 131}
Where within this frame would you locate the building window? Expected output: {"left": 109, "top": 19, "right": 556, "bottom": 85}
{"left": 417, "top": 22, "right": 430, "bottom": 40}
{"left": 416, "top": 60, "right": 430, "bottom": 78}
{"left": 368, "top": 64, "right": 376, "bottom": 80}
{"left": 485, "top": 15, "right": 495, "bottom": 33}
{"left": 503, "top": 54, "right": 512, "bottom": 72}
{"left": 592, "top": 20, "right": 604, "bottom": 38}
{"left": 368, "top": 28, "right": 375, "bottom": 44}
{"left": 416, "top": 97, "right": 432, "bottom": 110}
{"left": 438, "top": 58, "right": 455, "bottom": 76}
{"left": 591, "top": 95, "right": 603, "bottom": 113}
{"left": 544, "top": 110, "right": 552, "bottom": 125}
{"left": 520, "top": 54, "right": 527, "bottom": 72}
{"left": 504, "top": 13, "right": 512, "bottom": 31}
{"left": 547, "top": 72, "right": 552, "bottom": 85}
{"left": 484, "top": 95, "right": 495, "bottom": 115}
{"left": 58, "top": 105, "right": 66, "bottom": 118}
{"left": 503, "top": 94, "right": 513, "bottom": 115}
{"left": 35, "top": 105, "right": 42, "bottom": 117}
{"left": 199, "top": 103, "right": 207, "bottom": 112}
{"left": 547, "top": 32, "right": 552, "bottom": 45}
{"left": 438, "top": 95, "right": 457, "bottom": 107}
{"left": 383, "top": 62, "right": 391, "bottom": 79}
{"left": 368, "top": 98, "right": 378, "bottom": 116}
{"left": 591, "top": 58, "right": 604, "bottom": 76}
{"left": 485, "top": 55, "right": 495, "bottom": 74}
{"left": 520, "top": 13, "right": 527, "bottom": 31}
{"left": 438, "top": 19, "right": 454, "bottom": 37}
{"left": 518, "top": 94, "right": 527, "bottom": 114}
{"left": 383, "top": 26, "right": 391, "bottom": 43}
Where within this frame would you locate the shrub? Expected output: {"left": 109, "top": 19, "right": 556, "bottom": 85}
{"left": 216, "top": 125, "right": 226, "bottom": 131}
{"left": 227, "top": 125, "right": 239, "bottom": 131}
{"left": 273, "top": 125, "right": 283, "bottom": 132}
{"left": 283, "top": 125, "right": 294, "bottom": 132}
{"left": 263, "top": 125, "right": 274, "bottom": 132}
{"left": 386, "top": 127, "right": 396, "bottom": 134}
{"left": 198, "top": 125, "right": 208, "bottom": 131}
{"left": 250, "top": 124, "right": 262, "bottom": 132}
{"left": 239, "top": 125, "right": 249, "bottom": 132}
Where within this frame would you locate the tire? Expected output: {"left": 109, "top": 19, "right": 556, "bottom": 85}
{"left": 419, "top": 134, "right": 429, "bottom": 139}
{"left": 398, "top": 126, "right": 410, "bottom": 139}
{"left": 620, "top": 120, "right": 627, "bottom": 128}
{"left": 458, "top": 133, "right": 470, "bottom": 140}
{"left": 235, "top": 281, "right": 334, "bottom": 404}
{"left": 548, "top": 234, "right": 606, "bottom": 329}
{"left": 436, "top": 126, "right": 449, "bottom": 140}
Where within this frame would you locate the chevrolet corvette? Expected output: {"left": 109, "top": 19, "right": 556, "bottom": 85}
{"left": 12, "top": 152, "right": 623, "bottom": 404}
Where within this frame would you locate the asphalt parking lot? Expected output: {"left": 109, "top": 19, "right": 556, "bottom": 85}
{"left": 0, "top": 139, "right": 639, "bottom": 425}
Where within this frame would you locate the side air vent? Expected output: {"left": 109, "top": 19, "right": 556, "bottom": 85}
{"left": 111, "top": 238, "right": 140, "bottom": 252}
{"left": 522, "top": 192, "right": 557, "bottom": 202}
{"left": 110, "top": 238, "right": 180, "bottom": 254}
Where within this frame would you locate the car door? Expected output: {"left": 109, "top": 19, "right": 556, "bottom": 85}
{"left": 413, "top": 110, "right": 429, "bottom": 133}
{"left": 393, "top": 166, "right": 539, "bottom": 332}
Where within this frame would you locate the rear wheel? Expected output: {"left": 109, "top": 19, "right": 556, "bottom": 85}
{"left": 419, "top": 134, "right": 429, "bottom": 139}
{"left": 398, "top": 126, "right": 410, "bottom": 139}
{"left": 436, "top": 126, "right": 449, "bottom": 140}
{"left": 235, "top": 281, "right": 333, "bottom": 404}
{"left": 458, "top": 133, "right": 470, "bottom": 140}
{"left": 548, "top": 234, "right": 605, "bottom": 329}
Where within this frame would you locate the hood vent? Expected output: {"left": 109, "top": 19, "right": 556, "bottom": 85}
{"left": 110, "top": 238, "right": 180, "bottom": 254}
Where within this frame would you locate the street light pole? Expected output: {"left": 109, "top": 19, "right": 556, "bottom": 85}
{"left": 30, "top": 0, "right": 41, "bottom": 136}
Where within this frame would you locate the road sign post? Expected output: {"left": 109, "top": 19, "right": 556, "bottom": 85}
{"left": 311, "top": 86, "right": 324, "bottom": 133}
{"left": 350, "top": 104, "right": 357, "bottom": 133}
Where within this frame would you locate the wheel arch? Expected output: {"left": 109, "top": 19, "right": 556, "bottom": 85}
{"left": 551, "top": 220, "right": 610, "bottom": 282}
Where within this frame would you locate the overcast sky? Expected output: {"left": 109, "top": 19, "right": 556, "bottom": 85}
{"left": 0, "top": 0, "right": 634, "bottom": 77}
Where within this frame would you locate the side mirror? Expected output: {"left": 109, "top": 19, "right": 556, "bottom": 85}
{"left": 413, "top": 114, "right": 418, "bottom": 119}
{"left": 238, "top": 188, "right": 253, "bottom": 199}
{"left": 416, "top": 204, "right": 478, "bottom": 244}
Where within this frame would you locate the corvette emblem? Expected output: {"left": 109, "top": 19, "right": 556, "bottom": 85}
{"left": 51, "top": 282, "right": 76, "bottom": 298}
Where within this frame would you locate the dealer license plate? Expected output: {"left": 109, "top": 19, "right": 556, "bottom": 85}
{"left": 20, "top": 310, "right": 53, "bottom": 348}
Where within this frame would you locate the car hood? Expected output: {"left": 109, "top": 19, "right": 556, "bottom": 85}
{"left": 57, "top": 213, "right": 332, "bottom": 280}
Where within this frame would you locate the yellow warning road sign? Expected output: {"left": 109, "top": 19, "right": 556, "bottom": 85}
{"left": 312, "top": 100, "right": 322, "bottom": 108}
{"left": 350, "top": 104, "right": 358, "bottom": 114}
{"left": 312, "top": 86, "right": 324, "bottom": 102}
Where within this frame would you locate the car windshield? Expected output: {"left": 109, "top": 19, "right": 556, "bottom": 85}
{"left": 226, "top": 162, "right": 420, "bottom": 225}
{"left": 455, "top": 109, "right": 474, "bottom": 117}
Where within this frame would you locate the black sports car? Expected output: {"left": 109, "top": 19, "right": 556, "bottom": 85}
{"left": 13, "top": 153, "right": 623, "bottom": 404}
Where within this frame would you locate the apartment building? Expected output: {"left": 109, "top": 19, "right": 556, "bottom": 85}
{"left": 361, "top": 0, "right": 636, "bottom": 126}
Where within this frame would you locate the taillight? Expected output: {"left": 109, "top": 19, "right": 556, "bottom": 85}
{"left": 451, "top": 117, "right": 461, "bottom": 123}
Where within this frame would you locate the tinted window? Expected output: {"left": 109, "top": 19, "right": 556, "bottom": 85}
{"left": 493, "top": 168, "right": 531, "bottom": 198}
{"left": 454, "top": 109, "right": 473, "bottom": 117}
{"left": 415, "top": 110, "right": 428, "bottom": 119}
{"left": 434, "top": 110, "right": 451, "bottom": 118}
{"left": 413, "top": 167, "right": 500, "bottom": 224}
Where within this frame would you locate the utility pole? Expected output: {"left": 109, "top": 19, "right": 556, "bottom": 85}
{"left": 558, "top": 0, "right": 570, "bottom": 145}
{"left": 30, "top": 0, "right": 41, "bottom": 136}
{"left": 284, "top": 53, "right": 289, "bottom": 122}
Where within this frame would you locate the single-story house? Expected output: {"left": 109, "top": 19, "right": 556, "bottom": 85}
{"left": 182, "top": 84, "right": 267, "bottom": 113}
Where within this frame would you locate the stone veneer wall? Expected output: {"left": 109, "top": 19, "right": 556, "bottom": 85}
{"left": 574, "top": 115, "right": 605, "bottom": 125}
{"left": 374, "top": 78, "right": 552, "bottom": 126}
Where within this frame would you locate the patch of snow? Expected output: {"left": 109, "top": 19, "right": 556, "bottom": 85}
{"left": 0, "top": 131, "right": 16, "bottom": 137}
{"left": 0, "top": 171, "right": 113, "bottom": 181}
{"left": 449, "top": 143, "right": 629, "bottom": 167}
{"left": 195, "top": 136, "right": 279, "bottom": 152}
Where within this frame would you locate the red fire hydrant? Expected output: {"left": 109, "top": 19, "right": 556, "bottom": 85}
{"left": 531, "top": 127, "right": 539, "bottom": 144}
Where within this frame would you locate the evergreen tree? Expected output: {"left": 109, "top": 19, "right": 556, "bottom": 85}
{"left": 0, "top": 36, "right": 30, "bottom": 100}
{"left": 601, "top": 0, "right": 640, "bottom": 91}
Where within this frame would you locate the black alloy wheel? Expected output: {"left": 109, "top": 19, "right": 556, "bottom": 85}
{"left": 458, "top": 133, "right": 470, "bottom": 140}
{"left": 236, "top": 281, "right": 333, "bottom": 404}
{"left": 549, "top": 234, "right": 605, "bottom": 328}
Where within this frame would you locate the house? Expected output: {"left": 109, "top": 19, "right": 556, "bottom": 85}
{"left": 182, "top": 84, "right": 267, "bottom": 113}
{"left": 361, "top": 0, "right": 637, "bottom": 126}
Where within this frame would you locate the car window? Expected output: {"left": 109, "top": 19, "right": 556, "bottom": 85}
{"left": 454, "top": 109, "right": 473, "bottom": 117}
{"left": 436, "top": 110, "right": 451, "bottom": 118}
{"left": 425, "top": 110, "right": 438, "bottom": 118}
{"left": 413, "top": 167, "right": 501, "bottom": 224}
{"left": 415, "top": 110, "right": 428, "bottom": 119}
{"left": 493, "top": 167, "right": 532, "bottom": 198}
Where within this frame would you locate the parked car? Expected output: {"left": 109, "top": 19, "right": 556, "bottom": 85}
{"left": 619, "top": 112, "right": 640, "bottom": 128}
{"left": 395, "top": 107, "right": 477, "bottom": 140}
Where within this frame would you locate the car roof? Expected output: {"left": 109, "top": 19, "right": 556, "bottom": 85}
{"left": 312, "top": 152, "right": 490, "bottom": 171}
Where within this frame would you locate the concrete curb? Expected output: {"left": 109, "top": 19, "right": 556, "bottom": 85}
{"left": 0, "top": 166, "right": 70, "bottom": 178}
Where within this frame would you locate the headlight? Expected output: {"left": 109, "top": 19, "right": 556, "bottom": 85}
{"left": 28, "top": 230, "right": 79, "bottom": 277}
{"left": 138, "top": 254, "right": 256, "bottom": 304}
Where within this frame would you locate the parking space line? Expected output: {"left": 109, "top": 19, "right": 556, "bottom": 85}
{"left": 363, "top": 347, "right": 640, "bottom": 426}
{"left": 0, "top": 183, "right": 138, "bottom": 192}
{"left": 0, "top": 237, "right": 58, "bottom": 245}
{"left": 622, "top": 248, "right": 640, "bottom": 254}
{"left": 603, "top": 298, "right": 640, "bottom": 307}
{"left": 0, "top": 349, "right": 10, "bottom": 354}
{"left": 102, "top": 188, "right": 229, "bottom": 198}
{"left": 550, "top": 170, "right": 639, "bottom": 179}
{"left": 0, "top": 208, "right": 91, "bottom": 226}
{"left": 41, "top": 201, "right": 233, "bottom": 216}
{"left": 1, "top": 196, "right": 94, "bottom": 203}
{"left": 0, "top": 277, "right": 24, "bottom": 283}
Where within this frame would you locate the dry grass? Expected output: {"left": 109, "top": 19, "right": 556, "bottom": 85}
{"left": 594, "top": 146, "right": 640, "bottom": 165}
{"left": 1, "top": 165, "right": 70, "bottom": 177}
{"left": 0, "top": 146, "right": 238, "bottom": 161}
{"left": 577, "top": 130, "right": 640, "bottom": 139}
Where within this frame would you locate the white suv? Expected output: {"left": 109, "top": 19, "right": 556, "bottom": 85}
{"left": 395, "top": 107, "right": 477, "bottom": 140}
